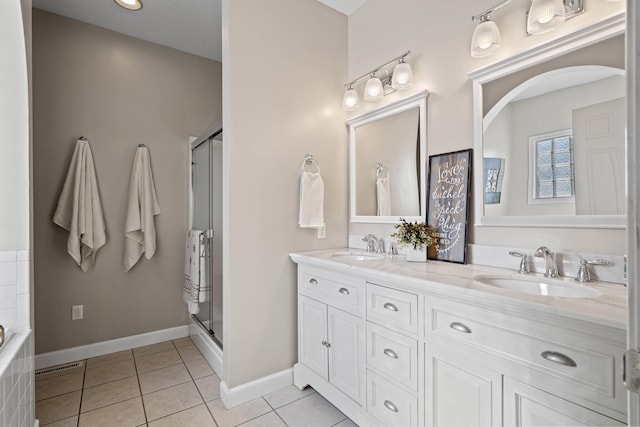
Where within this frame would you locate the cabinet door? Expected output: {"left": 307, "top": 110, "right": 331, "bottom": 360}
{"left": 328, "top": 306, "right": 363, "bottom": 403}
{"left": 504, "top": 377, "right": 625, "bottom": 427}
{"left": 426, "top": 344, "right": 502, "bottom": 427}
{"left": 299, "top": 296, "right": 328, "bottom": 379}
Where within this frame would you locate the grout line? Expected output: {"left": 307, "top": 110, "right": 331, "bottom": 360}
{"left": 76, "top": 360, "right": 87, "bottom": 426}
{"left": 132, "top": 348, "right": 149, "bottom": 425}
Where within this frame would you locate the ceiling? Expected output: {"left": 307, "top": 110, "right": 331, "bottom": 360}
{"left": 31, "top": 0, "right": 366, "bottom": 63}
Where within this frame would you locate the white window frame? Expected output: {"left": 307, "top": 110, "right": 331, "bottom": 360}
{"left": 527, "top": 129, "right": 575, "bottom": 205}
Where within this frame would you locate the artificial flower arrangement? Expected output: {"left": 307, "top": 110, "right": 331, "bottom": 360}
{"left": 392, "top": 218, "right": 434, "bottom": 257}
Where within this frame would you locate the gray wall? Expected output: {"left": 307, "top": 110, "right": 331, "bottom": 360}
{"left": 33, "top": 10, "right": 222, "bottom": 353}
{"left": 223, "top": 0, "right": 348, "bottom": 388}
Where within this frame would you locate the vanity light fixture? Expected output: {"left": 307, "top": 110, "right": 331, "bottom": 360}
{"left": 114, "top": 0, "right": 143, "bottom": 11}
{"left": 470, "top": 0, "right": 511, "bottom": 58}
{"left": 342, "top": 51, "right": 413, "bottom": 111}
{"left": 527, "top": 0, "right": 583, "bottom": 35}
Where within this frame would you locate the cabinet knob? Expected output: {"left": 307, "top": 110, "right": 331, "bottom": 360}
{"left": 338, "top": 287, "right": 350, "bottom": 295}
{"left": 449, "top": 322, "right": 472, "bottom": 334}
{"left": 383, "top": 302, "right": 398, "bottom": 312}
{"left": 541, "top": 351, "right": 576, "bottom": 367}
{"left": 309, "top": 278, "right": 318, "bottom": 285}
{"left": 383, "top": 348, "right": 399, "bottom": 359}
{"left": 383, "top": 400, "right": 399, "bottom": 413}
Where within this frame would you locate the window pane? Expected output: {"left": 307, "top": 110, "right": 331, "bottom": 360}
{"left": 537, "top": 166, "right": 552, "bottom": 181}
{"left": 532, "top": 133, "right": 575, "bottom": 201}
{"left": 553, "top": 137, "right": 572, "bottom": 150}
{"left": 537, "top": 140, "right": 552, "bottom": 153}
{"left": 555, "top": 180, "right": 573, "bottom": 197}
{"left": 553, "top": 151, "right": 571, "bottom": 164}
{"left": 554, "top": 165, "right": 573, "bottom": 180}
{"left": 538, "top": 181, "right": 554, "bottom": 198}
{"left": 538, "top": 154, "right": 552, "bottom": 166}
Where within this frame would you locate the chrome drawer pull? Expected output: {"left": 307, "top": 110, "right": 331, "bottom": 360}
{"left": 383, "top": 348, "right": 399, "bottom": 359}
{"left": 309, "top": 278, "right": 318, "bottom": 285}
{"left": 541, "top": 351, "right": 576, "bottom": 367}
{"left": 383, "top": 302, "right": 398, "bottom": 312}
{"left": 384, "top": 400, "right": 399, "bottom": 413}
{"left": 450, "top": 322, "right": 472, "bottom": 334}
{"left": 338, "top": 287, "right": 350, "bottom": 295}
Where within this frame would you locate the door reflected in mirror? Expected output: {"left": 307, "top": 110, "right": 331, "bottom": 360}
{"left": 348, "top": 91, "right": 428, "bottom": 223}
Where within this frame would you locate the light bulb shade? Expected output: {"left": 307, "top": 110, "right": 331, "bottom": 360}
{"left": 391, "top": 62, "right": 414, "bottom": 90}
{"left": 527, "top": 0, "right": 565, "bottom": 35}
{"left": 364, "top": 76, "right": 384, "bottom": 102}
{"left": 115, "top": 0, "right": 143, "bottom": 10}
{"left": 470, "top": 20, "right": 502, "bottom": 58}
{"left": 342, "top": 88, "right": 360, "bottom": 111}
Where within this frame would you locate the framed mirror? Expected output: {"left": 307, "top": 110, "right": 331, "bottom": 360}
{"left": 469, "top": 15, "right": 626, "bottom": 228}
{"left": 347, "top": 90, "right": 428, "bottom": 223}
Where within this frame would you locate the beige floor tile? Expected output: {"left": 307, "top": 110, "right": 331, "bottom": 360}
{"left": 81, "top": 375, "right": 140, "bottom": 413}
{"left": 36, "top": 391, "right": 82, "bottom": 425}
{"left": 84, "top": 359, "right": 137, "bottom": 388}
{"left": 194, "top": 374, "right": 221, "bottom": 402}
{"left": 86, "top": 350, "right": 133, "bottom": 370}
{"left": 276, "top": 393, "right": 346, "bottom": 427}
{"left": 262, "top": 385, "right": 315, "bottom": 409}
{"left": 238, "top": 411, "right": 287, "bottom": 427}
{"left": 135, "top": 349, "right": 182, "bottom": 374}
{"left": 35, "top": 362, "right": 85, "bottom": 382}
{"left": 36, "top": 371, "right": 84, "bottom": 401}
{"left": 133, "top": 341, "right": 175, "bottom": 358}
{"left": 138, "top": 363, "right": 191, "bottom": 395}
{"left": 184, "top": 355, "right": 214, "bottom": 379}
{"left": 78, "top": 396, "right": 146, "bottom": 427}
{"left": 176, "top": 343, "right": 203, "bottom": 362}
{"left": 142, "top": 381, "right": 203, "bottom": 421}
{"left": 172, "top": 336, "right": 194, "bottom": 348}
{"left": 207, "top": 398, "right": 271, "bottom": 427}
{"left": 148, "top": 404, "right": 216, "bottom": 427}
{"left": 41, "top": 415, "right": 79, "bottom": 427}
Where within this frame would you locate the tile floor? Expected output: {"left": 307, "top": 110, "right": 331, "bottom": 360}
{"left": 35, "top": 337, "right": 358, "bottom": 427}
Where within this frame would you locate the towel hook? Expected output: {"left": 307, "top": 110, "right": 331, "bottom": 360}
{"left": 79, "top": 136, "right": 88, "bottom": 141}
{"left": 300, "top": 153, "right": 320, "bottom": 173}
{"left": 376, "top": 162, "right": 389, "bottom": 179}
{"left": 138, "top": 144, "right": 146, "bottom": 148}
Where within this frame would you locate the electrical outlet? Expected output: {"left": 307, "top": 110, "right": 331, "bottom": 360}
{"left": 72, "top": 305, "right": 83, "bottom": 320}
{"left": 317, "top": 226, "right": 326, "bottom": 239}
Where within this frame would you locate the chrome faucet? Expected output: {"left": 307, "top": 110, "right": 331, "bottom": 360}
{"left": 534, "top": 246, "right": 559, "bottom": 278}
{"left": 363, "top": 234, "right": 384, "bottom": 253}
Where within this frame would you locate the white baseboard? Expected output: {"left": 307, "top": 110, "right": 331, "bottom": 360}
{"left": 189, "top": 319, "right": 223, "bottom": 378}
{"left": 35, "top": 325, "right": 189, "bottom": 370}
{"left": 220, "top": 368, "right": 293, "bottom": 409}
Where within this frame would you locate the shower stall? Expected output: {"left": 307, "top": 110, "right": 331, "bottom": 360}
{"left": 190, "top": 127, "right": 223, "bottom": 349}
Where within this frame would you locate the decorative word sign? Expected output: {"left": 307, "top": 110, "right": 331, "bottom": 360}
{"left": 427, "top": 149, "right": 472, "bottom": 264}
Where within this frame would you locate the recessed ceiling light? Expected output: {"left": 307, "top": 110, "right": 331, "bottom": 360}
{"left": 114, "top": 0, "right": 143, "bottom": 11}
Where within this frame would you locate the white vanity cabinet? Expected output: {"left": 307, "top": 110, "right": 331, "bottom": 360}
{"left": 291, "top": 256, "right": 627, "bottom": 427}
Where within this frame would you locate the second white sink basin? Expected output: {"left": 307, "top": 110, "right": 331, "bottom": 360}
{"left": 331, "top": 251, "right": 384, "bottom": 261}
{"left": 473, "top": 275, "right": 602, "bottom": 299}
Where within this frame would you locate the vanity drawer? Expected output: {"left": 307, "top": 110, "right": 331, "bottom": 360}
{"left": 426, "top": 296, "right": 625, "bottom": 415}
{"left": 367, "top": 283, "right": 418, "bottom": 335}
{"left": 366, "top": 322, "right": 418, "bottom": 391}
{"left": 300, "top": 269, "right": 365, "bottom": 315}
{"left": 367, "top": 370, "right": 418, "bottom": 427}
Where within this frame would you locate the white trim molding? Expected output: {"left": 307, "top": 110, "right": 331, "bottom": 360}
{"left": 220, "top": 368, "right": 294, "bottom": 409}
{"left": 35, "top": 325, "right": 189, "bottom": 370}
{"left": 189, "top": 319, "right": 223, "bottom": 378}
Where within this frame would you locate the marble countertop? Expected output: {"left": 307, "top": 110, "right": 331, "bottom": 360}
{"left": 290, "top": 248, "right": 628, "bottom": 331}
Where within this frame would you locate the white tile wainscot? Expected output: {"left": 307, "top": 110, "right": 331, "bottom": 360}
{"left": 290, "top": 249, "right": 627, "bottom": 427}
{"left": 0, "top": 330, "right": 35, "bottom": 427}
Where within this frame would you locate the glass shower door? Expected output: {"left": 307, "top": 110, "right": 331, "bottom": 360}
{"left": 191, "top": 129, "right": 223, "bottom": 348}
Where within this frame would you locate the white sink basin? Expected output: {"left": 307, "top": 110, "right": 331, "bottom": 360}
{"left": 331, "top": 251, "right": 384, "bottom": 261}
{"left": 473, "top": 275, "right": 602, "bottom": 299}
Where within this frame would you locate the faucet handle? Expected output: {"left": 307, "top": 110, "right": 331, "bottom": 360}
{"left": 509, "top": 251, "right": 531, "bottom": 274}
{"left": 575, "top": 259, "right": 610, "bottom": 283}
{"left": 388, "top": 241, "right": 398, "bottom": 256}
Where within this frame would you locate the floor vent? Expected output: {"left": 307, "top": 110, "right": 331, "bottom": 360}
{"left": 35, "top": 361, "right": 84, "bottom": 377}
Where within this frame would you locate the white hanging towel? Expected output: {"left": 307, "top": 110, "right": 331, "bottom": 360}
{"left": 183, "top": 230, "right": 205, "bottom": 314}
{"left": 52, "top": 138, "right": 107, "bottom": 273}
{"left": 377, "top": 175, "right": 391, "bottom": 216}
{"left": 124, "top": 146, "right": 161, "bottom": 271}
{"left": 298, "top": 171, "right": 325, "bottom": 228}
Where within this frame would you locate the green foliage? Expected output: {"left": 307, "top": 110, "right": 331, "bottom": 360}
{"left": 391, "top": 218, "right": 434, "bottom": 250}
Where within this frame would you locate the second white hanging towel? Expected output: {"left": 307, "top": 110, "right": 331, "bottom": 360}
{"left": 376, "top": 175, "right": 391, "bottom": 216}
{"left": 299, "top": 171, "right": 325, "bottom": 228}
{"left": 124, "top": 145, "right": 161, "bottom": 271}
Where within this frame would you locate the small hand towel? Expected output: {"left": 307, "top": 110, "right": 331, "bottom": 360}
{"left": 376, "top": 175, "right": 391, "bottom": 216}
{"left": 124, "top": 146, "right": 161, "bottom": 271}
{"left": 299, "top": 171, "right": 325, "bottom": 228}
{"left": 52, "top": 139, "right": 106, "bottom": 273}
